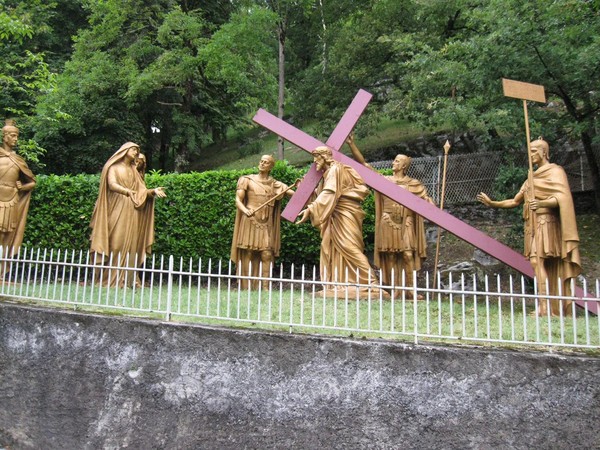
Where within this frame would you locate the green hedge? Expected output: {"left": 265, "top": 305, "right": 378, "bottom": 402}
{"left": 24, "top": 161, "right": 378, "bottom": 268}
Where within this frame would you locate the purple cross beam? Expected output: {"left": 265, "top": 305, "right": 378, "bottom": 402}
{"left": 252, "top": 89, "right": 595, "bottom": 313}
{"left": 254, "top": 89, "right": 373, "bottom": 222}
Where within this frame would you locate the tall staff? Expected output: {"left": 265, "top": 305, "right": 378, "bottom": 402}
{"left": 433, "top": 140, "right": 450, "bottom": 288}
{"left": 251, "top": 179, "right": 300, "bottom": 214}
{"left": 501, "top": 78, "right": 546, "bottom": 232}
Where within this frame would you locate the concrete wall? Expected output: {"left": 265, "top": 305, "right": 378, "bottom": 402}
{"left": 1, "top": 302, "right": 599, "bottom": 449}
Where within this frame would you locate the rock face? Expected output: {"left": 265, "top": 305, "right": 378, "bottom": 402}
{"left": 473, "top": 248, "right": 501, "bottom": 267}
{"left": 369, "top": 131, "right": 584, "bottom": 162}
{"left": 369, "top": 132, "right": 487, "bottom": 160}
{"left": 2, "top": 302, "right": 600, "bottom": 449}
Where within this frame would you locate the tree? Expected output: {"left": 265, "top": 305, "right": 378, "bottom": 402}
{"left": 1, "top": 0, "right": 89, "bottom": 71}
{"left": 0, "top": 1, "right": 61, "bottom": 168}
{"left": 302, "top": 0, "right": 600, "bottom": 212}
{"left": 127, "top": 5, "right": 279, "bottom": 171}
{"left": 291, "top": 0, "right": 419, "bottom": 134}
{"left": 33, "top": 0, "right": 278, "bottom": 174}
{"left": 250, "top": 0, "right": 315, "bottom": 160}
{"left": 388, "top": 0, "right": 600, "bottom": 212}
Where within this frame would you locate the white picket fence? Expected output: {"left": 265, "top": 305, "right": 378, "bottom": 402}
{"left": 1, "top": 247, "right": 599, "bottom": 350}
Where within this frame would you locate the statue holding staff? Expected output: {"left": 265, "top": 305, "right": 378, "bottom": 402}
{"left": 0, "top": 119, "right": 36, "bottom": 263}
{"left": 89, "top": 142, "right": 166, "bottom": 287}
{"left": 477, "top": 138, "right": 581, "bottom": 316}
{"left": 346, "top": 134, "right": 434, "bottom": 297}
{"left": 231, "top": 155, "right": 293, "bottom": 289}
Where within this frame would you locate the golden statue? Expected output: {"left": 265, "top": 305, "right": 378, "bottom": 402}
{"left": 347, "top": 135, "right": 434, "bottom": 297}
{"left": 231, "top": 155, "right": 293, "bottom": 289}
{"left": 297, "top": 146, "right": 386, "bottom": 298}
{"left": 89, "top": 142, "right": 166, "bottom": 287}
{"left": 0, "top": 119, "right": 36, "bottom": 262}
{"left": 135, "top": 152, "right": 147, "bottom": 177}
{"left": 477, "top": 139, "right": 581, "bottom": 316}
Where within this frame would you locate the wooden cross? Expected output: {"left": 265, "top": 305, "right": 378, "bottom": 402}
{"left": 255, "top": 89, "right": 374, "bottom": 222}
{"left": 252, "top": 90, "right": 595, "bottom": 313}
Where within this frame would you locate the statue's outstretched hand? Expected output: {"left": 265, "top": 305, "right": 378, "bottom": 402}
{"left": 476, "top": 192, "right": 492, "bottom": 206}
{"left": 154, "top": 187, "right": 167, "bottom": 198}
{"left": 296, "top": 208, "right": 310, "bottom": 224}
{"left": 346, "top": 132, "right": 355, "bottom": 146}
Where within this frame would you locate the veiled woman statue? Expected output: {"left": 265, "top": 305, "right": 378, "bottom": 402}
{"left": 89, "top": 142, "right": 166, "bottom": 287}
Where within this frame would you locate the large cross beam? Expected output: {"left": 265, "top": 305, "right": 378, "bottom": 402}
{"left": 252, "top": 91, "right": 595, "bottom": 313}
{"left": 258, "top": 89, "right": 373, "bottom": 221}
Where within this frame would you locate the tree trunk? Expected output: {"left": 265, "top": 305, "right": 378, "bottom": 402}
{"left": 580, "top": 129, "right": 600, "bottom": 214}
{"left": 319, "top": 0, "right": 327, "bottom": 73}
{"left": 159, "top": 132, "right": 168, "bottom": 171}
{"left": 175, "top": 143, "right": 189, "bottom": 173}
{"left": 175, "top": 79, "right": 194, "bottom": 173}
{"left": 143, "top": 114, "right": 154, "bottom": 170}
{"left": 277, "top": 21, "right": 286, "bottom": 161}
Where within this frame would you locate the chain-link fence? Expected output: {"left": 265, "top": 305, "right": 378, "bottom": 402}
{"left": 371, "top": 150, "right": 592, "bottom": 205}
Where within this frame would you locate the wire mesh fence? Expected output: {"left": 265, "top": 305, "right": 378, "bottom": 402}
{"left": 371, "top": 150, "right": 591, "bottom": 205}
{"left": 1, "top": 247, "right": 599, "bottom": 350}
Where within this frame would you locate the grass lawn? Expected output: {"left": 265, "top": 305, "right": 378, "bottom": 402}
{"left": 4, "top": 277, "right": 599, "bottom": 352}
{"left": 193, "top": 117, "right": 433, "bottom": 172}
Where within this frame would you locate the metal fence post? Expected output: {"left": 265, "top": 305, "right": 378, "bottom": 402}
{"left": 166, "top": 255, "right": 174, "bottom": 321}
{"left": 413, "top": 270, "right": 419, "bottom": 345}
{"left": 436, "top": 155, "right": 442, "bottom": 205}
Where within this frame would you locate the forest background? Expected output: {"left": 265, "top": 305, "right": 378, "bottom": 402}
{"left": 1, "top": 0, "right": 598, "bottom": 207}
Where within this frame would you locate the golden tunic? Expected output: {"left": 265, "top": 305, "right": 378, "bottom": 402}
{"left": 374, "top": 176, "right": 431, "bottom": 274}
{"left": 0, "top": 149, "right": 35, "bottom": 254}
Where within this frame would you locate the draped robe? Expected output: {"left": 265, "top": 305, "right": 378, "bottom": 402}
{"left": 0, "top": 149, "right": 35, "bottom": 257}
{"left": 374, "top": 175, "right": 430, "bottom": 286}
{"left": 89, "top": 143, "right": 155, "bottom": 287}
{"left": 519, "top": 163, "right": 581, "bottom": 303}
{"left": 307, "top": 162, "right": 375, "bottom": 287}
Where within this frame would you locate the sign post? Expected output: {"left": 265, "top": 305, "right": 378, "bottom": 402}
{"left": 502, "top": 78, "right": 547, "bottom": 236}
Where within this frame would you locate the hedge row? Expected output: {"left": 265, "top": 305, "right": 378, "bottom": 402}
{"left": 24, "top": 162, "right": 378, "bottom": 268}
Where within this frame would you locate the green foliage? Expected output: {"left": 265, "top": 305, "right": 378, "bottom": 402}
{"left": 32, "top": 1, "right": 166, "bottom": 174}
{"left": 0, "top": 8, "right": 33, "bottom": 42}
{"left": 14, "top": 137, "right": 47, "bottom": 172}
{"left": 236, "top": 140, "right": 262, "bottom": 159}
{"left": 25, "top": 173, "right": 100, "bottom": 249}
{"left": 33, "top": 1, "right": 278, "bottom": 175}
{"left": 492, "top": 157, "right": 528, "bottom": 201}
{"left": 0, "top": 5, "right": 51, "bottom": 117}
{"left": 199, "top": 7, "right": 279, "bottom": 112}
{"left": 1, "top": 0, "right": 89, "bottom": 71}
{"left": 293, "top": 0, "right": 418, "bottom": 129}
{"left": 5, "top": 0, "right": 600, "bottom": 211}
{"left": 0, "top": 2, "right": 62, "bottom": 168}
{"left": 24, "top": 164, "right": 326, "bottom": 267}
{"left": 492, "top": 157, "right": 527, "bottom": 245}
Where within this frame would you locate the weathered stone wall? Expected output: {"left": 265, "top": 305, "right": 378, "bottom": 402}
{"left": 1, "top": 302, "right": 599, "bottom": 449}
